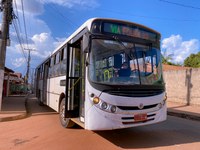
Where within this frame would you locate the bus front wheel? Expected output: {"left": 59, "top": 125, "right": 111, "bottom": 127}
{"left": 59, "top": 98, "right": 75, "bottom": 128}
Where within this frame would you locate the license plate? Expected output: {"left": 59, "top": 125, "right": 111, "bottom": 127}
{"left": 134, "top": 113, "right": 147, "bottom": 122}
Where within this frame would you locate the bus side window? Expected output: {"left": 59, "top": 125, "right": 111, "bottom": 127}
{"left": 49, "top": 56, "right": 54, "bottom": 77}
{"left": 55, "top": 53, "right": 60, "bottom": 64}
{"left": 60, "top": 47, "right": 67, "bottom": 61}
{"left": 40, "top": 65, "right": 43, "bottom": 79}
{"left": 60, "top": 48, "right": 65, "bottom": 61}
{"left": 61, "top": 48, "right": 67, "bottom": 75}
{"left": 55, "top": 52, "right": 60, "bottom": 76}
{"left": 50, "top": 57, "right": 53, "bottom": 67}
{"left": 63, "top": 47, "right": 67, "bottom": 60}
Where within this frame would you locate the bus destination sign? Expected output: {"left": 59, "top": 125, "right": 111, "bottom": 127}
{"left": 103, "top": 22, "right": 157, "bottom": 42}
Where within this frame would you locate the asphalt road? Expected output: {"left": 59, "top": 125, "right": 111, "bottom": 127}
{"left": 0, "top": 96, "right": 200, "bottom": 150}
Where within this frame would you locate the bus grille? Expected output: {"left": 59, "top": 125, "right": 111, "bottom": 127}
{"left": 117, "top": 104, "right": 158, "bottom": 111}
{"left": 106, "top": 89, "right": 164, "bottom": 97}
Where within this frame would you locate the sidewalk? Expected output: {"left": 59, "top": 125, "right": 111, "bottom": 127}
{"left": 0, "top": 95, "right": 200, "bottom": 122}
{"left": 0, "top": 95, "right": 28, "bottom": 122}
{"left": 167, "top": 101, "right": 200, "bottom": 121}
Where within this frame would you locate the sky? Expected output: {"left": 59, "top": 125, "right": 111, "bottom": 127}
{"left": 1, "top": 0, "right": 200, "bottom": 76}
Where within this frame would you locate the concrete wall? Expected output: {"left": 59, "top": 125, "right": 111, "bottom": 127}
{"left": 164, "top": 68, "right": 200, "bottom": 106}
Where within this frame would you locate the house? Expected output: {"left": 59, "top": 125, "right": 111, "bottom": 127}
{"left": 3, "top": 67, "right": 25, "bottom": 96}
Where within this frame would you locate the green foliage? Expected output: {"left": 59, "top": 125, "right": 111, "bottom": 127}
{"left": 184, "top": 52, "right": 200, "bottom": 68}
{"left": 161, "top": 49, "right": 174, "bottom": 65}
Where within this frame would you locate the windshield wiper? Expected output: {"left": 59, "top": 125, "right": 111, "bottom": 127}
{"left": 112, "top": 36, "right": 142, "bottom": 84}
{"left": 132, "top": 44, "right": 142, "bottom": 84}
{"left": 112, "top": 36, "right": 134, "bottom": 59}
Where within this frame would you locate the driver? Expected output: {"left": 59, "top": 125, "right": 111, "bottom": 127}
{"left": 118, "top": 62, "right": 131, "bottom": 77}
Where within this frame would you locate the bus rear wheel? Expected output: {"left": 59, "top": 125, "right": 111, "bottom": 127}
{"left": 59, "top": 98, "right": 75, "bottom": 128}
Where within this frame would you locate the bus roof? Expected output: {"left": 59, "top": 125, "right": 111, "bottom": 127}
{"left": 52, "top": 18, "right": 160, "bottom": 55}
{"left": 36, "top": 18, "right": 160, "bottom": 68}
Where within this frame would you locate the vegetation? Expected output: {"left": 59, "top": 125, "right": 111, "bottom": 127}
{"left": 161, "top": 49, "right": 174, "bottom": 65}
{"left": 184, "top": 52, "right": 200, "bottom": 68}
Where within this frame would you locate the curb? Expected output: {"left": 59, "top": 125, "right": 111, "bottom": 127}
{"left": 0, "top": 111, "right": 27, "bottom": 122}
{"left": 1, "top": 95, "right": 199, "bottom": 122}
{"left": 0, "top": 95, "right": 29, "bottom": 122}
{"left": 167, "top": 109, "right": 200, "bottom": 121}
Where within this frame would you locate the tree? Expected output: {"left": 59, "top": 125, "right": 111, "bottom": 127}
{"left": 161, "top": 49, "right": 174, "bottom": 65}
{"left": 184, "top": 52, "right": 200, "bottom": 68}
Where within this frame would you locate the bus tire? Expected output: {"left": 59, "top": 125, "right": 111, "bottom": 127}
{"left": 59, "top": 98, "right": 75, "bottom": 128}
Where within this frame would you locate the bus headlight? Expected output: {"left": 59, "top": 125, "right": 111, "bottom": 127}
{"left": 91, "top": 95, "right": 117, "bottom": 113}
{"left": 101, "top": 102, "right": 108, "bottom": 110}
{"left": 158, "top": 99, "right": 167, "bottom": 109}
{"left": 110, "top": 105, "right": 116, "bottom": 113}
{"left": 158, "top": 103, "right": 162, "bottom": 109}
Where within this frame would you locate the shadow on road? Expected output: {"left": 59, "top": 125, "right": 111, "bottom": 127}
{"left": 26, "top": 94, "right": 57, "bottom": 117}
{"left": 26, "top": 95, "right": 200, "bottom": 148}
{"left": 95, "top": 118, "right": 200, "bottom": 149}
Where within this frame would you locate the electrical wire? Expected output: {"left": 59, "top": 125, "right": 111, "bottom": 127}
{"left": 13, "top": 0, "right": 23, "bottom": 37}
{"left": 160, "top": 0, "right": 200, "bottom": 10}
{"left": 88, "top": 7, "right": 200, "bottom": 22}
{"left": 12, "top": 20, "right": 28, "bottom": 63}
{"left": 40, "top": 0, "right": 78, "bottom": 30}
{"left": 20, "top": 0, "right": 29, "bottom": 48}
{"left": 12, "top": 0, "right": 27, "bottom": 62}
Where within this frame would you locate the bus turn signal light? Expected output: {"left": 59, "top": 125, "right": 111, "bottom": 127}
{"left": 93, "top": 97, "right": 100, "bottom": 104}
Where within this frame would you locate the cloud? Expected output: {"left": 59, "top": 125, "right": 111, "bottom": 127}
{"left": 11, "top": 57, "right": 26, "bottom": 68}
{"left": 6, "top": 0, "right": 100, "bottom": 75}
{"left": 30, "top": 32, "right": 56, "bottom": 58}
{"left": 41, "top": 0, "right": 99, "bottom": 9}
{"left": 53, "top": 37, "right": 66, "bottom": 48}
{"left": 161, "top": 35, "right": 200, "bottom": 64}
{"left": 14, "top": 0, "right": 44, "bottom": 15}
{"left": 6, "top": 32, "right": 59, "bottom": 71}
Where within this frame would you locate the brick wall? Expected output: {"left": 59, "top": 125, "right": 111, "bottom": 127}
{"left": 163, "top": 68, "right": 200, "bottom": 106}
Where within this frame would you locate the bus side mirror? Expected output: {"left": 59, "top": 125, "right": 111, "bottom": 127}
{"left": 83, "top": 34, "right": 89, "bottom": 53}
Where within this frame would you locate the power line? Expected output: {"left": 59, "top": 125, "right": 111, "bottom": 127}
{"left": 83, "top": 5, "right": 200, "bottom": 22}
{"left": 12, "top": 18, "right": 27, "bottom": 62}
{"left": 160, "top": 0, "right": 200, "bottom": 10}
{"left": 40, "top": 0, "right": 79, "bottom": 30}
{"left": 13, "top": 0, "right": 23, "bottom": 36}
{"left": 21, "top": 0, "right": 29, "bottom": 48}
{"left": 48, "top": 3, "right": 79, "bottom": 28}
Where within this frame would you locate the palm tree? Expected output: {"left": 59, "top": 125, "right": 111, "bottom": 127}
{"left": 161, "top": 49, "right": 174, "bottom": 64}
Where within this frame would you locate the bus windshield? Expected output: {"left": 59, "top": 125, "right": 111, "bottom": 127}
{"left": 89, "top": 38, "right": 162, "bottom": 85}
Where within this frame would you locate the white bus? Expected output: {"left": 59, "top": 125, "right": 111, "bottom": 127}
{"left": 35, "top": 18, "right": 167, "bottom": 130}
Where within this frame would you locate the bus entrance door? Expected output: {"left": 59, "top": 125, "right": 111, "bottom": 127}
{"left": 65, "top": 44, "right": 82, "bottom": 119}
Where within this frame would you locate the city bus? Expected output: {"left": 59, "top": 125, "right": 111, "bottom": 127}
{"left": 35, "top": 18, "right": 167, "bottom": 130}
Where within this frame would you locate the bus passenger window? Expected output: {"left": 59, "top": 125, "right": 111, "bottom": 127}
{"left": 50, "top": 57, "right": 54, "bottom": 67}
{"left": 55, "top": 53, "right": 60, "bottom": 64}
{"left": 60, "top": 48, "right": 64, "bottom": 61}
{"left": 63, "top": 47, "right": 67, "bottom": 60}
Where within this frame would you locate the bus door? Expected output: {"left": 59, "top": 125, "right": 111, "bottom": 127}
{"left": 42, "top": 60, "right": 49, "bottom": 104}
{"left": 65, "top": 43, "right": 82, "bottom": 119}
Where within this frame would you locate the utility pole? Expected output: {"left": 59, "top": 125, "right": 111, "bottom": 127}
{"left": 24, "top": 48, "right": 36, "bottom": 85}
{"left": 0, "top": 0, "right": 13, "bottom": 110}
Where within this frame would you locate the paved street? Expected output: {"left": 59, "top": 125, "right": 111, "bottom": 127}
{"left": 0, "top": 96, "right": 200, "bottom": 150}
